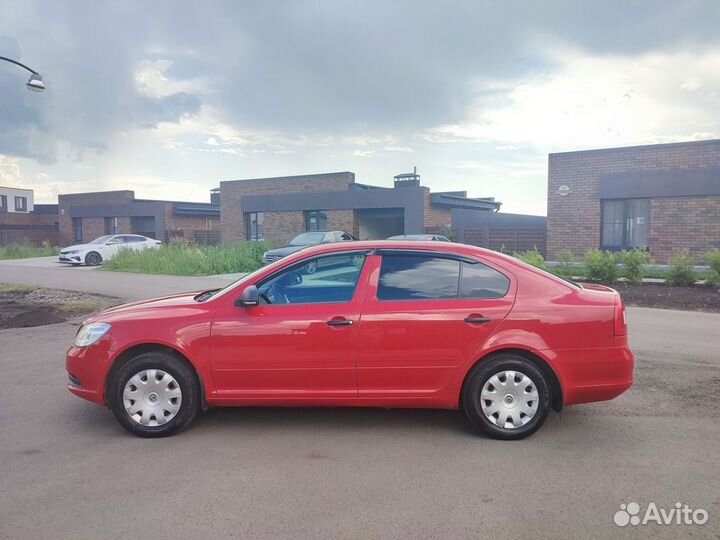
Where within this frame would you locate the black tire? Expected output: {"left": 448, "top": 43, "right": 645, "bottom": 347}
{"left": 85, "top": 251, "right": 102, "bottom": 266}
{"left": 109, "top": 352, "right": 200, "bottom": 438}
{"left": 463, "top": 354, "right": 551, "bottom": 440}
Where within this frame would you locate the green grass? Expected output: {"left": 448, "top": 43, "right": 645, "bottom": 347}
{"left": 0, "top": 241, "right": 58, "bottom": 260}
{"left": 102, "top": 241, "right": 273, "bottom": 276}
{"left": 0, "top": 283, "right": 37, "bottom": 293}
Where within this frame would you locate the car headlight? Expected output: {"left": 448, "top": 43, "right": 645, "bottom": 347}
{"left": 262, "top": 251, "right": 268, "bottom": 258}
{"left": 64, "top": 250, "right": 79, "bottom": 255}
{"left": 74, "top": 322, "right": 112, "bottom": 347}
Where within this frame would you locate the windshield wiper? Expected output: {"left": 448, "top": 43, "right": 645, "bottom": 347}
{"left": 194, "top": 289, "right": 220, "bottom": 302}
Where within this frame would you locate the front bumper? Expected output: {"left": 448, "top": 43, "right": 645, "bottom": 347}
{"left": 66, "top": 342, "right": 112, "bottom": 406}
{"left": 59, "top": 254, "right": 82, "bottom": 263}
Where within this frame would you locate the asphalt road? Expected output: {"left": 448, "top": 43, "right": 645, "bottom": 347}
{"left": 0, "top": 260, "right": 718, "bottom": 539}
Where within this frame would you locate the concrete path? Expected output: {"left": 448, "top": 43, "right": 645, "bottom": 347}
{"left": 0, "top": 256, "right": 239, "bottom": 300}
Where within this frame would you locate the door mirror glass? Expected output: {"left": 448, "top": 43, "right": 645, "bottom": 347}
{"left": 236, "top": 285, "right": 259, "bottom": 307}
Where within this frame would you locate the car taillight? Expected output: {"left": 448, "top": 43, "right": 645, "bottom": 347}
{"left": 614, "top": 298, "right": 627, "bottom": 336}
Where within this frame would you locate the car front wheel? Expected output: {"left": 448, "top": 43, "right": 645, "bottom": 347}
{"left": 463, "top": 354, "right": 551, "bottom": 440}
{"left": 110, "top": 352, "right": 200, "bottom": 438}
{"left": 84, "top": 251, "right": 102, "bottom": 266}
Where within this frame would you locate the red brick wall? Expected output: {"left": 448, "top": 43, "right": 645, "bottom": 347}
{"left": 547, "top": 141, "right": 720, "bottom": 263}
{"left": 325, "top": 210, "right": 359, "bottom": 238}
{"left": 263, "top": 212, "right": 305, "bottom": 246}
{"left": 650, "top": 196, "right": 720, "bottom": 262}
{"left": 423, "top": 189, "right": 451, "bottom": 230}
{"left": 220, "top": 172, "right": 355, "bottom": 244}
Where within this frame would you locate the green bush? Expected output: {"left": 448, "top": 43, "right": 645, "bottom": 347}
{"left": 583, "top": 249, "right": 618, "bottom": 283}
{"left": 514, "top": 248, "right": 546, "bottom": 269}
{"left": 102, "top": 240, "right": 273, "bottom": 275}
{"left": 555, "top": 249, "right": 576, "bottom": 277}
{"left": 0, "top": 240, "right": 58, "bottom": 260}
{"left": 666, "top": 249, "right": 696, "bottom": 287}
{"left": 620, "top": 249, "right": 651, "bottom": 284}
{"left": 703, "top": 249, "right": 720, "bottom": 286}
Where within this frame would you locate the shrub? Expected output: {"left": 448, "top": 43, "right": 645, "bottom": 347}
{"left": 703, "top": 249, "right": 720, "bottom": 287}
{"left": 666, "top": 249, "right": 696, "bottom": 287}
{"left": 583, "top": 249, "right": 618, "bottom": 283}
{"left": 555, "top": 249, "right": 576, "bottom": 277}
{"left": 0, "top": 240, "right": 59, "bottom": 260}
{"left": 514, "top": 248, "right": 546, "bottom": 269}
{"left": 620, "top": 248, "right": 651, "bottom": 284}
{"left": 103, "top": 241, "right": 273, "bottom": 275}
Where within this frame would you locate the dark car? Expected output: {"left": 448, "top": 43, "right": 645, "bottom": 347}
{"left": 262, "top": 231, "right": 354, "bottom": 265}
{"left": 387, "top": 234, "right": 451, "bottom": 242}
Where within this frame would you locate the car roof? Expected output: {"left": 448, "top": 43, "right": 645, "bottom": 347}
{"left": 283, "top": 239, "right": 497, "bottom": 260}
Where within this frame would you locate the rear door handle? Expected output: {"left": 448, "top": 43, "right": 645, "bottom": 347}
{"left": 464, "top": 317, "right": 492, "bottom": 324}
{"left": 327, "top": 319, "right": 353, "bottom": 327}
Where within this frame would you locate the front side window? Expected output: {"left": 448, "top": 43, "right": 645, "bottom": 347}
{"left": 306, "top": 210, "right": 328, "bottom": 232}
{"left": 247, "top": 212, "right": 264, "bottom": 241}
{"left": 257, "top": 252, "right": 366, "bottom": 305}
{"left": 14, "top": 196, "right": 27, "bottom": 212}
{"left": 378, "top": 255, "right": 460, "bottom": 301}
{"left": 601, "top": 199, "right": 650, "bottom": 251}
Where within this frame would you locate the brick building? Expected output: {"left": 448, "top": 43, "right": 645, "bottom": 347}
{"left": 218, "top": 170, "right": 539, "bottom": 248}
{"left": 0, "top": 185, "right": 59, "bottom": 246}
{"left": 58, "top": 190, "right": 219, "bottom": 246}
{"left": 547, "top": 139, "right": 720, "bottom": 263}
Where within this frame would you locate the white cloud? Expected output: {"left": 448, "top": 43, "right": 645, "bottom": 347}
{"left": 353, "top": 149, "right": 374, "bottom": 157}
{"left": 426, "top": 47, "right": 720, "bottom": 150}
{"left": 0, "top": 155, "right": 24, "bottom": 186}
{"left": 134, "top": 58, "right": 213, "bottom": 98}
{"left": 384, "top": 145, "right": 414, "bottom": 153}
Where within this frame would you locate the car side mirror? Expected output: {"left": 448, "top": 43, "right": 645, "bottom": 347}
{"left": 236, "top": 285, "right": 259, "bottom": 307}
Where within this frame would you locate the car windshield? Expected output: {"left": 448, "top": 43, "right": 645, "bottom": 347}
{"left": 289, "top": 232, "right": 325, "bottom": 246}
{"left": 89, "top": 235, "right": 113, "bottom": 245}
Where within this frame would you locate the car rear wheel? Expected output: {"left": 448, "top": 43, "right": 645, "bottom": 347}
{"left": 463, "top": 354, "right": 551, "bottom": 440}
{"left": 110, "top": 352, "right": 200, "bottom": 438}
{"left": 84, "top": 251, "right": 102, "bottom": 266}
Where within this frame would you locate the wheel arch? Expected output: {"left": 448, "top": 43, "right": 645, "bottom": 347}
{"left": 104, "top": 343, "right": 208, "bottom": 410}
{"left": 460, "top": 348, "right": 563, "bottom": 412}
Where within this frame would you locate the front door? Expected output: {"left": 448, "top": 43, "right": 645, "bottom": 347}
{"left": 357, "top": 251, "right": 515, "bottom": 397}
{"left": 210, "top": 251, "right": 371, "bottom": 399}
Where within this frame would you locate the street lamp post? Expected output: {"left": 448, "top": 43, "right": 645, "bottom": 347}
{"left": 0, "top": 55, "right": 45, "bottom": 92}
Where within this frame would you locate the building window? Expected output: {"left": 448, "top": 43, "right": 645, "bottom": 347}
{"left": 246, "top": 212, "right": 264, "bottom": 241}
{"left": 306, "top": 210, "right": 328, "bottom": 232}
{"left": 105, "top": 217, "right": 118, "bottom": 235}
{"left": 14, "top": 196, "right": 28, "bottom": 212}
{"left": 72, "top": 218, "right": 83, "bottom": 243}
{"left": 601, "top": 199, "right": 650, "bottom": 251}
{"left": 0, "top": 195, "right": 6, "bottom": 211}
{"left": 131, "top": 216, "right": 156, "bottom": 239}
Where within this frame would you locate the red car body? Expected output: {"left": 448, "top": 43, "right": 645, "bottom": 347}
{"left": 67, "top": 241, "right": 633, "bottom": 424}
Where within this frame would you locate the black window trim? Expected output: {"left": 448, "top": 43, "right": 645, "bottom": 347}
{"left": 600, "top": 198, "right": 651, "bottom": 252}
{"left": 375, "top": 249, "right": 511, "bottom": 302}
{"left": 250, "top": 249, "right": 372, "bottom": 307}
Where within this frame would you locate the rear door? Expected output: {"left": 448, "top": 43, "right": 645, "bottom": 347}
{"left": 357, "top": 250, "right": 516, "bottom": 397}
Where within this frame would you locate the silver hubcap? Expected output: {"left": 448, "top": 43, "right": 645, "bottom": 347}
{"left": 123, "top": 369, "right": 182, "bottom": 427}
{"left": 481, "top": 370, "right": 539, "bottom": 429}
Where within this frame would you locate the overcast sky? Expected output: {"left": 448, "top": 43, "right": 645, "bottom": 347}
{"left": 1, "top": 1, "right": 719, "bottom": 215}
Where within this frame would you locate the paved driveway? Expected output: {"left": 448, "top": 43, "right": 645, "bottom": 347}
{"left": 0, "top": 261, "right": 718, "bottom": 539}
{"left": 0, "top": 257, "right": 237, "bottom": 299}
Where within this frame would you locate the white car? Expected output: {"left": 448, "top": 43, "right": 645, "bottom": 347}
{"left": 58, "top": 234, "right": 162, "bottom": 266}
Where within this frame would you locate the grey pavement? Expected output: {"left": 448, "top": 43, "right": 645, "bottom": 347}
{"left": 0, "top": 256, "right": 239, "bottom": 299}
{"left": 0, "top": 259, "right": 719, "bottom": 539}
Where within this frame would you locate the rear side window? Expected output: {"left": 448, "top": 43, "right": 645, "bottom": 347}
{"left": 459, "top": 262, "right": 509, "bottom": 299}
{"left": 378, "top": 255, "right": 460, "bottom": 300}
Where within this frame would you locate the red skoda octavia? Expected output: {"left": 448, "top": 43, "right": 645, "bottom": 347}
{"left": 66, "top": 241, "right": 633, "bottom": 440}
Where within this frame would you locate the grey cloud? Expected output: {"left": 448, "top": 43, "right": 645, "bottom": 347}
{"left": 1, "top": 0, "right": 719, "bottom": 162}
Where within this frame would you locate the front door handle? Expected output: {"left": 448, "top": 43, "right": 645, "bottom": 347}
{"left": 327, "top": 319, "right": 353, "bottom": 327}
{"left": 464, "top": 316, "right": 492, "bottom": 324}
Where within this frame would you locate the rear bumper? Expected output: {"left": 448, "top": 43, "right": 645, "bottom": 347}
{"left": 549, "top": 345, "right": 634, "bottom": 406}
